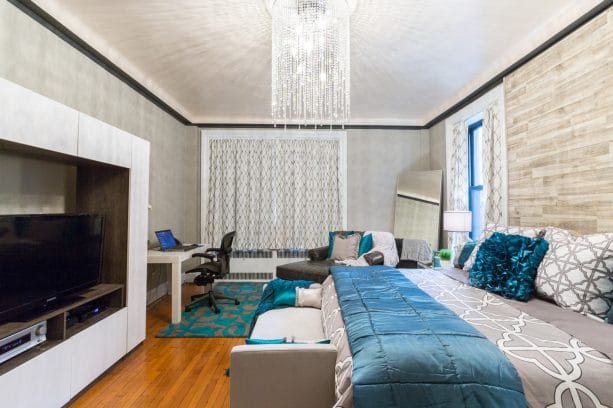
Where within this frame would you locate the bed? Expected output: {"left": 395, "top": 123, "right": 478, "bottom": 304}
{"left": 322, "top": 266, "right": 613, "bottom": 408}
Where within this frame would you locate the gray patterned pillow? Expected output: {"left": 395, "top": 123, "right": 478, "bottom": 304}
{"left": 330, "top": 233, "right": 361, "bottom": 260}
{"left": 535, "top": 232, "right": 613, "bottom": 319}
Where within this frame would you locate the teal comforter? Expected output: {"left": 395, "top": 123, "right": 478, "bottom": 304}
{"left": 331, "top": 266, "right": 527, "bottom": 408}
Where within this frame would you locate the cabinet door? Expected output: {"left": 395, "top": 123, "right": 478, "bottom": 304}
{"left": 70, "top": 308, "right": 128, "bottom": 397}
{"left": 78, "top": 113, "right": 132, "bottom": 168}
{"left": 0, "top": 78, "right": 78, "bottom": 155}
{"left": 127, "top": 137, "right": 150, "bottom": 351}
{"left": 0, "top": 341, "right": 72, "bottom": 408}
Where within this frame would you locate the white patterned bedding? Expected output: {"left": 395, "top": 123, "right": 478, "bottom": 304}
{"left": 321, "top": 269, "right": 613, "bottom": 408}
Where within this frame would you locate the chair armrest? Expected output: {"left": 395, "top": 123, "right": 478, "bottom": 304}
{"left": 230, "top": 344, "right": 336, "bottom": 408}
{"left": 192, "top": 253, "right": 216, "bottom": 260}
{"left": 307, "top": 246, "right": 329, "bottom": 261}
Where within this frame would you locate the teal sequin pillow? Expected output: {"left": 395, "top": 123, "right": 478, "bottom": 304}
{"left": 469, "top": 232, "right": 549, "bottom": 301}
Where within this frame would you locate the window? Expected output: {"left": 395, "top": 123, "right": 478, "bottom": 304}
{"left": 468, "top": 120, "right": 484, "bottom": 240}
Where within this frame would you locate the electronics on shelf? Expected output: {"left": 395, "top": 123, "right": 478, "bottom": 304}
{"left": 0, "top": 321, "right": 46, "bottom": 365}
{"left": 0, "top": 214, "right": 105, "bottom": 323}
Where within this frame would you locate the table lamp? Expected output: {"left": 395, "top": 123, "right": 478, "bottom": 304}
{"left": 443, "top": 211, "right": 472, "bottom": 254}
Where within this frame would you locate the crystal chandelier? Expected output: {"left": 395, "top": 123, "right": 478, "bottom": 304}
{"left": 271, "top": 0, "right": 350, "bottom": 127}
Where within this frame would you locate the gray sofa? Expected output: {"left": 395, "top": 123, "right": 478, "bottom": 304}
{"left": 276, "top": 238, "right": 420, "bottom": 283}
{"left": 230, "top": 306, "right": 336, "bottom": 408}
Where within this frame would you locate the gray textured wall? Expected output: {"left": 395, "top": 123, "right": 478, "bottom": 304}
{"left": 428, "top": 120, "right": 448, "bottom": 248}
{"left": 346, "top": 129, "right": 430, "bottom": 232}
{"left": 0, "top": 1, "right": 200, "bottom": 244}
{"left": 0, "top": 2, "right": 200, "bottom": 301}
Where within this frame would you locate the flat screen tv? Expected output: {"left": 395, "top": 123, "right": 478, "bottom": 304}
{"left": 0, "top": 214, "right": 104, "bottom": 323}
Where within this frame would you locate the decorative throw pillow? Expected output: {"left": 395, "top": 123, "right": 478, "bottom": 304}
{"left": 453, "top": 241, "right": 477, "bottom": 269}
{"left": 364, "top": 251, "right": 384, "bottom": 265}
{"left": 469, "top": 232, "right": 549, "bottom": 301}
{"left": 327, "top": 231, "right": 360, "bottom": 258}
{"left": 463, "top": 224, "right": 549, "bottom": 271}
{"left": 535, "top": 232, "right": 613, "bottom": 319}
{"left": 295, "top": 287, "right": 322, "bottom": 308}
{"left": 358, "top": 233, "right": 374, "bottom": 257}
{"left": 246, "top": 337, "right": 331, "bottom": 345}
{"left": 330, "top": 233, "right": 361, "bottom": 260}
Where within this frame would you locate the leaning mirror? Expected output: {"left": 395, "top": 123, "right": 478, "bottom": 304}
{"left": 393, "top": 169, "right": 443, "bottom": 250}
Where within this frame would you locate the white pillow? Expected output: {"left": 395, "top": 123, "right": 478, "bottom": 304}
{"left": 295, "top": 287, "right": 322, "bottom": 309}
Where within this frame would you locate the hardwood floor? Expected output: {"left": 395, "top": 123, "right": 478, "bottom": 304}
{"left": 69, "top": 284, "right": 239, "bottom": 408}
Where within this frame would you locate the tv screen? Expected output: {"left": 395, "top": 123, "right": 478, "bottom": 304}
{"left": 0, "top": 214, "right": 104, "bottom": 323}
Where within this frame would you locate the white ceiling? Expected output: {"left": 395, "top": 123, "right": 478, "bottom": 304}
{"left": 32, "top": 0, "right": 601, "bottom": 126}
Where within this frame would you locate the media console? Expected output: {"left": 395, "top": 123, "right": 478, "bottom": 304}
{"left": 0, "top": 77, "right": 150, "bottom": 407}
{"left": 0, "top": 284, "right": 124, "bottom": 375}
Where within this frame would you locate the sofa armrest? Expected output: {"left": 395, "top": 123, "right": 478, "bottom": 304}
{"left": 230, "top": 344, "right": 336, "bottom": 408}
{"left": 308, "top": 246, "right": 329, "bottom": 261}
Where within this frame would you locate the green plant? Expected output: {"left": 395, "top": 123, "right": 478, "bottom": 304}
{"left": 439, "top": 248, "right": 452, "bottom": 261}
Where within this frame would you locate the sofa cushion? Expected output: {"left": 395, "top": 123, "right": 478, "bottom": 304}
{"left": 276, "top": 260, "right": 334, "bottom": 283}
{"left": 251, "top": 308, "right": 325, "bottom": 341}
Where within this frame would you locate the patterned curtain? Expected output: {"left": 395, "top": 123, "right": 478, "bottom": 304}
{"left": 448, "top": 120, "right": 469, "bottom": 250}
{"left": 206, "top": 138, "right": 343, "bottom": 250}
{"left": 482, "top": 102, "right": 507, "bottom": 226}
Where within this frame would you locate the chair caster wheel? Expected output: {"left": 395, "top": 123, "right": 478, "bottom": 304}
{"left": 214, "top": 308, "right": 220, "bottom": 314}
{"left": 234, "top": 300, "right": 240, "bottom": 305}
{"left": 185, "top": 307, "right": 191, "bottom": 313}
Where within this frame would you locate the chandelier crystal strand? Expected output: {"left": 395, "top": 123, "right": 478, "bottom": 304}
{"left": 272, "top": 0, "right": 350, "bottom": 127}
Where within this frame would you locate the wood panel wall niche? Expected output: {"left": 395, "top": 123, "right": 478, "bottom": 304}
{"left": 505, "top": 7, "right": 613, "bottom": 234}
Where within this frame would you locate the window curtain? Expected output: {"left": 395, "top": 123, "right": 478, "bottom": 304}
{"left": 482, "top": 102, "right": 507, "bottom": 225}
{"left": 447, "top": 100, "right": 507, "bottom": 249}
{"left": 206, "top": 137, "right": 343, "bottom": 250}
{"left": 448, "top": 120, "right": 469, "bottom": 251}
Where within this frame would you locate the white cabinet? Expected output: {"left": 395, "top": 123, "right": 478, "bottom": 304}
{"left": 0, "top": 78, "right": 78, "bottom": 155}
{"left": 127, "top": 137, "right": 150, "bottom": 351}
{"left": 78, "top": 113, "right": 132, "bottom": 168}
{"left": 0, "top": 341, "right": 72, "bottom": 408}
{"left": 0, "top": 78, "right": 149, "bottom": 406}
{"left": 70, "top": 308, "right": 128, "bottom": 397}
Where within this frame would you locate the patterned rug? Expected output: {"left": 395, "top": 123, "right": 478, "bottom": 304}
{"left": 157, "top": 282, "right": 265, "bottom": 338}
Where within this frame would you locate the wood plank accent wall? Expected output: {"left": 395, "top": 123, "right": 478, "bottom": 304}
{"left": 505, "top": 7, "right": 613, "bottom": 234}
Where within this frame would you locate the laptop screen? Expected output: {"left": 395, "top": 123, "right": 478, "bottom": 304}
{"left": 155, "top": 230, "right": 176, "bottom": 250}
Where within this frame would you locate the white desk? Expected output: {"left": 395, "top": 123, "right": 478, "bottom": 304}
{"left": 147, "top": 246, "right": 208, "bottom": 324}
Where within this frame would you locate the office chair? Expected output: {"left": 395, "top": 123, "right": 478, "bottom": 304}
{"left": 185, "top": 231, "right": 238, "bottom": 314}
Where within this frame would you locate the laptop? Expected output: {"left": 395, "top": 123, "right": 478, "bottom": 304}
{"left": 155, "top": 229, "right": 200, "bottom": 252}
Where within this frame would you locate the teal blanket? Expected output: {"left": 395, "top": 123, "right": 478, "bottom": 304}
{"left": 331, "top": 266, "right": 527, "bottom": 408}
{"left": 249, "top": 278, "right": 313, "bottom": 335}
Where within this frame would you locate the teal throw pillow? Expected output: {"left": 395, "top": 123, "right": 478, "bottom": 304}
{"left": 606, "top": 307, "right": 613, "bottom": 325}
{"left": 454, "top": 241, "right": 477, "bottom": 268}
{"left": 358, "top": 233, "right": 374, "bottom": 257}
{"left": 469, "top": 232, "right": 549, "bottom": 301}
{"left": 273, "top": 287, "right": 296, "bottom": 306}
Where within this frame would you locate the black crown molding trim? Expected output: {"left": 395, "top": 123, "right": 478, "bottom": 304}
{"left": 8, "top": 0, "right": 612, "bottom": 131}
{"left": 196, "top": 123, "right": 425, "bottom": 130}
{"left": 424, "top": 0, "right": 612, "bottom": 129}
{"left": 7, "top": 0, "right": 191, "bottom": 126}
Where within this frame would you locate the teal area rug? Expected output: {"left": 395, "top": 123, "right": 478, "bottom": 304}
{"left": 157, "top": 282, "right": 265, "bottom": 338}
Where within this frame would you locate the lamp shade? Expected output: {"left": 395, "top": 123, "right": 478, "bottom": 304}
{"left": 443, "top": 211, "right": 472, "bottom": 232}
